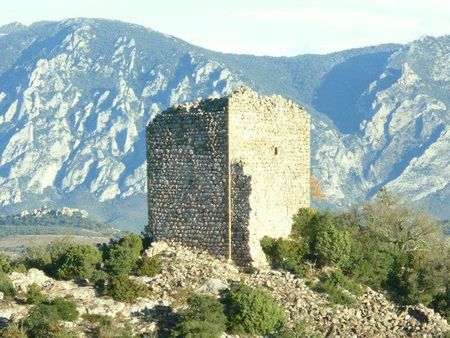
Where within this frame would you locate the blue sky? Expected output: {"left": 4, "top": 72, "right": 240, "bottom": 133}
{"left": 1, "top": 0, "right": 450, "bottom": 56}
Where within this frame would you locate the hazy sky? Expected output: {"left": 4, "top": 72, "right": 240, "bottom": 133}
{"left": 1, "top": 0, "right": 450, "bottom": 56}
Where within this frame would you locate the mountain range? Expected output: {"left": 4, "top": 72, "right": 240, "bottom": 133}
{"left": 0, "top": 18, "right": 448, "bottom": 230}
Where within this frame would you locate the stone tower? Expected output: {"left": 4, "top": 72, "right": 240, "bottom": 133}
{"left": 146, "top": 87, "right": 310, "bottom": 266}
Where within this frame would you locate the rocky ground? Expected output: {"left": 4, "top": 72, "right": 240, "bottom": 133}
{"left": 1, "top": 242, "right": 449, "bottom": 337}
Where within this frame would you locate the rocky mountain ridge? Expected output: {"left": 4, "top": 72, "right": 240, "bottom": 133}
{"left": 0, "top": 19, "right": 448, "bottom": 229}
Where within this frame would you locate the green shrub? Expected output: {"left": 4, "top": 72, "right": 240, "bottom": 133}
{"left": 0, "top": 322, "right": 27, "bottom": 338}
{"left": 291, "top": 210, "right": 351, "bottom": 268}
{"left": 291, "top": 208, "right": 317, "bottom": 240}
{"left": 354, "top": 191, "right": 450, "bottom": 309}
{"left": 50, "top": 327, "right": 78, "bottom": 338}
{"left": 14, "top": 263, "right": 27, "bottom": 273}
{"left": 89, "top": 315, "right": 134, "bottom": 338}
{"left": 385, "top": 246, "right": 449, "bottom": 307}
{"left": 136, "top": 255, "right": 162, "bottom": 277}
{"left": 91, "top": 268, "right": 109, "bottom": 291}
{"left": 0, "top": 252, "right": 12, "bottom": 273}
{"left": 225, "top": 284, "right": 285, "bottom": 335}
{"left": 26, "top": 283, "right": 48, "bottom": 304}
{"left": 107, "top": 274, "right": 147, "bottom": 303}
{"left": 273, "top": 323, "right": 322, "bottom": 338}
{"left": 23, "top": 244, "right": 51, "bottom": 270}
{"left": 343, "top": 239, "right": 394, "bottom": 290}
{"left": 56, "top": 244, "right": 102, "bottom": 280}
{"left": 23, "top": 240, "right": 73, "bottom": 277}
{"left": 105, "top": 234, "right": 143, "bottom": 276}
{"left": 172, "top": 321, "right": 223, "bottom": 338}
{"left": 0, "top": 271, "right": 16, "bottom": 297}
{"left": 23, "top": 303, "right": 61, "bottom": 338}
{"left": 171, "top": 294, "right": 226, "bottom": 338}
{"left": 315, "top": 223, "right": 351, "bottom": 268}
{"left": 261, "top": 237, "right": 307, "bottom": 275}
{"left": 328, "top": 270, "right": 363, "bottom": 296}
{"left": 23, "top": 240, "right": 105, "bottom": 281}
{"left": 51, "top": 297, "right": 79, "bottom": 321}
{"left": 23, "top": 298, "right": 78, "bottom": 337}
{"left": 431, "top": 285, "right": 449, "bottom": 322}
{"left": 82, "top": 312, "right": 111, "bottom": 323}
{"left": 312, "top": 278, "right": 357, "bottom": 307}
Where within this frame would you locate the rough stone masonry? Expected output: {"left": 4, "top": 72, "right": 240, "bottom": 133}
{"left": 146, "top": 87, "right": 310, "bottom": 266}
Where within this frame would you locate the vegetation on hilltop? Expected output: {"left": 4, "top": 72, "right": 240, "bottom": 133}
{"left": 0, "top": 192, "right": 448, "bottom": 337}
{"left": 262, "top": 191, "right": 450, "bottom": 321}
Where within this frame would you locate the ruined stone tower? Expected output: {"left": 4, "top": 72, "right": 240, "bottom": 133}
{"left": 146, "top": 87, "right": 310, "bottom": 266}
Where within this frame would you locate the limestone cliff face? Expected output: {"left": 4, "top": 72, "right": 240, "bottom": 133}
{"left": 0, "top": 19, "right": 448, "bottom": 228}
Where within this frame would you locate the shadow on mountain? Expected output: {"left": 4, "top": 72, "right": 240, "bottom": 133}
{"left": 313, "top": 51, "right": 394, "bottom": 134}
{"left": 367, "top": 122, "right": 446, "bottom": 198}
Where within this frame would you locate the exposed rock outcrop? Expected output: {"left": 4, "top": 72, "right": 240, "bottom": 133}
{"left": 1, "top": 243, "right": 448, "bottom": 337}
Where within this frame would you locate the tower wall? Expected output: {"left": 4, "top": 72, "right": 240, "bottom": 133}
{"left": 146, "top": 98, "right": 230, "bottom": 257}
{"left": 147, "top": 88, "right": 310, "bottom": 266}
{"left": 228, "top": 89, "right": 310, "bottom": 266}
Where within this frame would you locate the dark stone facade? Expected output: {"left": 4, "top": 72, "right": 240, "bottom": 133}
{"left": 146, "top": 98, "right": 230, "bottom": 257}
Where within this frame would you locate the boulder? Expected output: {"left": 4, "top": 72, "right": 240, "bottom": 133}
{"left": 197, "top": 278, "right": 229, "bottom": 295}
{"left": 144, "top": 241, "right": 169, "bottom": 257}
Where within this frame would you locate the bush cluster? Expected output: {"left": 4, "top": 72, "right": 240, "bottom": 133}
{"left": 260, "top": 237, "right": 307, "bottom": 275}
{"left": 171, "top": 294, "right": 227, "bottom": 338}
{"left": 261, "top": 192, "right": 450, "bottom": 319}
{"left": 22, "top": 240, "right": 102, "bottom": 280}
{"left": 103, "top": 233, "right": 143, "bottom": 276}
{"left": 291, "top": 209, "right": 351, "bottom": 268}
{"left": 171, "top": 284, "right": 285, "bottom": 337}
{"left": 56, "top": 244, "right": 102, "bottom": 280}
{"left": 25, "top": 283, "right": 48, "bottom": 304}
{"left": 106, "top": 273, "right": 147, "bottom": 303}
{"left": 225, "top": 284, "right": 285, "bottom": 336}
{"left": 22, "top": 297, "right": 78, "bottom": 338}
{"left": 0, "top": 271, "right": 16, "bottom": 298}
{"left": 82, "top": 314, "right": 134, "bottom": 338}
{"left": 17, "top": 233, "right": 163, "bottom": 305}
{"left": 0, "top": 252, "right": 12, "bottom": 273}
{"left": 136, "top": 255, "right": 162, "bottom": 277}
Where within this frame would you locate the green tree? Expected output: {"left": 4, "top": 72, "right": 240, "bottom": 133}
{"left": 136, "top": 255, "right": 162, "bottom": 277}
{"left": 105, "top": 234, "right": 143, "bottom": 276}
{"left": 225, "top": 284, "right": 285, "bottom": 336}
{"left": 0, "top": 271, "right": 15, "bottom": 298}
{"left": 23, "top": 298, "right": 78, "bottom": 338}
{"left": 56, "top": 244, "right": 102, "bottom": 280}
{"left": 0, "top": 252, "right": 12, "bottom": 273}
{"left": 171, "top": 294, "right": 227, "bottom": 338}
{"left": 315, "top": 223, "right": 351, "bottom": 267}
{"left": 26, "top": 283, "right": 48, "bottom": 304}
{"left": 107, "top": 274, "right": 147, "bottom": 303}
{"left": 261, "top": 237, "right": 307, "bottom": 274}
